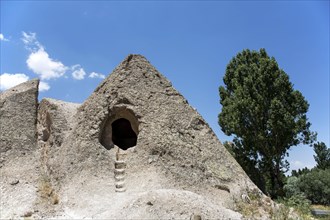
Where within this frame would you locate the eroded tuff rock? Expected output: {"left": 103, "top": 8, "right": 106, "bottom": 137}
{"left": 0, "top": 78, "right": 39, "bottom": 158}
{"left": 39, "top": 54, "right": 268, "bottom": 219}
{"left": 1, "top": 55, "right": 275, "bottom": 219}
{"left": 0, "top": 79, "right": 40, "bottom": 218}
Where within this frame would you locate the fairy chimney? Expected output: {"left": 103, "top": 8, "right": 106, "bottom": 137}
{"left": 1, "top": 55, "right": 273, "bottom": 219}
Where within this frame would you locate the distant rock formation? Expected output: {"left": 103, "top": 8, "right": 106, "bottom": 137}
{"left": 0, "top": 55, "right": 275, "bottom": 219}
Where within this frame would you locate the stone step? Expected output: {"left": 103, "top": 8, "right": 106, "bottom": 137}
{"left": 114, "top": 169, "right": 125, "bottom": 175}
{"left": 115, "top": 187, "right": 126, "bottom": 193}
{"left": 115, "top": 181, "right": 125, "bottom": 188}
{"left": 114, "top": 158, "right": 126, "bottom": 193}
{"left": 115, "top": 161, "right": 126, "bottom": 169}
{"left": 115, "top": 176, "right": 125, "bottom": 181}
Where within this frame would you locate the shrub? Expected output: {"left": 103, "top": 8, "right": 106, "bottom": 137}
{"left": 298, "top": 168, "right": 330, "bottom": 205}
{"left": 285, "top": 194, "right": 311, "bottom": 215}
{"left": 284, "top": 176, "right": 301, "bottom": 198}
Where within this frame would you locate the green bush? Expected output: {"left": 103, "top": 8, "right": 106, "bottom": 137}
{"left": 284, "top": 176, "right": 301, "bottom": 198}
{"left": 285, "top": 194, "right": 311, "bottom": 215}
{"left": 298, "top": 169, "right": 330, "bottom": 205}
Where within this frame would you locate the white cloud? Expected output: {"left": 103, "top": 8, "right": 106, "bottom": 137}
{"left": 0, "top": 33, "right": 9, "bottom": 41}
{"left": 292, "top": 160, "right": 303, "bottom": 168}
{"left": 39, "top": 81, "right": 50, "bottom": 91}
{"left": 0, "top": 73, "right": 29, "bottom": 90}
{"left": 89, "top": 72, "right": 106, "bottom": 79}
{"left": 71, "top": 65, "right": 86, "bottom": 80}
{"left": 27, "top": 48, "right": 68, "bottom": 80}
{"left": 22, "top": 32, "right": 68, "bottom": 80}
{"left": 22, "top": 32, "right": 92, "bottom": 82}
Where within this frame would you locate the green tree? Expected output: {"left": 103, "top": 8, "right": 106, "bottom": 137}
{"left": 283, "top": 176, "right": 301, "bottom": 198}
{"left": 313, "top": 142, "right": 330, "bottom": 169}
{"left": 218, "top": 49, "right": 315, "bottom": 198}
{"left": 291, "top": 167, "right": 310, "bottom": 177}
{"left": 298, "top": 168, "right": 330, "bottom": 205}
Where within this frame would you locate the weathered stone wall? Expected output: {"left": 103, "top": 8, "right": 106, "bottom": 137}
{"left": 37, "top": 98, "right": 80, "bottom": 186}
{"left": 0, "top": 79, "right": 40, "bottom": 218}
{"left": 0, "top": 79, "right": 39, "bottom": 159}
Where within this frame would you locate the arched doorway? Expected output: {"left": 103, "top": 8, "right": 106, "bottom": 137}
{"left": 100, "top": 108, "right": 139, "bottom": 150}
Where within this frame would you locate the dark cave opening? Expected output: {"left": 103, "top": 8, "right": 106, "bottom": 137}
{"left": 111, "top": 118, "right": 137, "bottom": 150}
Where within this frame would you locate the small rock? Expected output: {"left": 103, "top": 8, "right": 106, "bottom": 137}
{"left": 146, "top": 201, "right": 153, "bottom": 206}
{"left": 22, "top": 211, "right": 33, "bottom": 217}
{"left": 242, "top": 194, "right": 251, "bottom": 204}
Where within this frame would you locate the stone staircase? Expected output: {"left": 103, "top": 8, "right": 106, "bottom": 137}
{"left": 114, "top": 148, "right": 127, "bottom": 192}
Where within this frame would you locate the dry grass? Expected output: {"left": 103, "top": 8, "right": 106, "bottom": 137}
{"left": 234, "top": 188, "right": 273, "bottom": 219}
{"left": 39, "top": 175, "right": 59, "bottom": 205}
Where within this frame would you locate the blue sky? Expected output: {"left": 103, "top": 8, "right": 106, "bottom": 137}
{"left": 1, "top": 1, "right": 329, "bottom": 173}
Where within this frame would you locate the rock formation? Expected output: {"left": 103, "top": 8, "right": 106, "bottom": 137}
{"left": 0, "top": 55, "right": 275, "bottom": 219}
{"left": 0, "top": 79, "right": 39, "bottom": 157}
{"left": 0, "top": 79, "right": 40, "bottom": 217}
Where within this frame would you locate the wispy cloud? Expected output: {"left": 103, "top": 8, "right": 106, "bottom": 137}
{"left": 0, "top": 33, "right": 9, "bottom": 41}
{"left": 71, "top": 65, "right": 86, "bottom": 80}
{"left": 21, "top": 32, "right": 42, "bottom": 51}
{"left": 0, "top": 73, "right": 29, "bottom": 90}
{"left": 0, "top": 73, "right": 50, "bottom": 92}
{"left": 89, "top": 72, "right": 105, "bottom": 79}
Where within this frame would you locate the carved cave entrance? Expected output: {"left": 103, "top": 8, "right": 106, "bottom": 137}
{"left": 112, "top": 118, "right": 137, "bottom": 150}
{"left": 100, "top": 108, "right": 139, "bottom": 151}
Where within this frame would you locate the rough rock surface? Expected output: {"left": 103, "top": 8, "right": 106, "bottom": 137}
{"left": 35, "top": 55, "right": 267, "bottom": 219}
{"left": 34, "top": 98, "right": 80, "bottom": 216}
{"left": 0, "top": 79, "right": 39, "bottom": 157}
{"left": 37, "top": 98, "right": 80, "bottom": 180}
{"left": 0, "top": 79, "right": 40, "bottom": 218}
{"left": 0, "top": 55, "right": 275, "bottom": 219}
